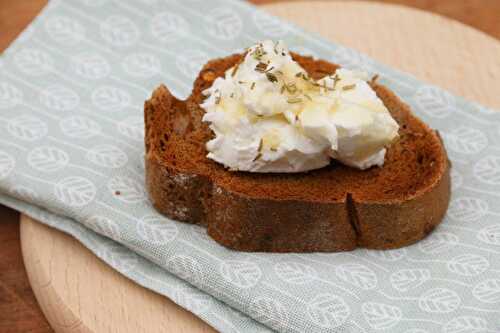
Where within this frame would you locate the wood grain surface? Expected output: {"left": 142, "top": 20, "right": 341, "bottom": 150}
{"left": 252, "top": 0, "right": 500, "bottom": 41}
{"left": 1, "top": 0, "right": 499, "bottom": 332}
{"left": 18, "top": 1, "right": 500, "bottom": 332}
{"left": 21, "top": 215, "right": 217, "bottom": 333}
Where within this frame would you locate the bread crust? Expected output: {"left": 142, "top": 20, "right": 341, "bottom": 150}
{"left": 144, "top": 54, "right": 450, "bottom": 252}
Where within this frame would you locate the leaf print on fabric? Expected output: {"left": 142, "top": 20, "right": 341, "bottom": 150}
{"left": 107, "top": 176, "right": 146, "bottom": 203}
{"left": 122, "top": 53, "right": 161, "bottom": 78}
{"left": 448, "top": 197, "right": 489, "bottom": 222}
{"left": 472, "top": 279, "right": 500, "bottom": 304}
{"left": 307, "top": 294, "right": 350, "bottom": 328}
{"left": 39, "top": 85, "right": 80, "bottom": 111}
{"left": 136, "top": 215, "right": 178, "bottom": 245}
{"left": 86, "top": 144, "right": 128, "bottom": 168}
{"left": 117, "top": 116, "right": 144, "bottom": 142}
{"left": 418, "top": 232, "right": 458, "bottom": 254}
{"left": 100, "top": 244, "right": 139, "bottom": 273}
{"left": 100, "top": 15, "right": 139, "bottom": 47}
{"left": 60, "top": 116, "right": 101, "bottom": 139}
{"left": 72, "top": 53, "right": 110, "bottom": 80}
{"left": 172, "top": 287, "right": 212, "bottom": 313}
{"left": 151, "top": 12, "right": 189, "bottom": 43}
{"left": 249, "top": 297, "right": 289, "bottom": 331}
{"left": 390, "top": 269, "right": 431, "bottom": 292}
{"left": 167, "top": 255, "right": 204, "bottom": 286}
{"left": 54, "top": 176, "right": 96, "bottom": 207}
{"left": 367, "top": 248, "right": 406, "bottom": 261}
{"left": 477, "top": 225, "right": 500, "bottom": 246}
{"left": 252, "top": 11, "right": 289, "bottom": 37}
{"left": 274, "top": 261, "right": 317, "bottom": 284}
{"left": 362, "top": 302, "right": 402, "bottom": 330}
{"left": 45, "top": 16, "right": 86, "bottom": 45}
{"left": 330, "top": 45, "right": 375, "bottom": 73}
{"left": 176, "top": 50, "right": 209, "bottom": 79}
{"left": 86, "top": 215, "right": 121, "bottom": 241}
{"left": 474, "top": 156, "right": 500, "bottom": 185}
{"left": 441, "top": 126, "right": 488, "bottom": 155}
{"left": 442, "top": 316, "right": 488, "bottom": 333}
{"left": 414, "top": 85, "right": 455, "bottom": 119}
{"left": 10, "top": 186, "right": 38, "bottom": 202}
{"left": 418, "top": 288, "right": 461, "bottom": 313}
{"left": 91, "top": 86, "right": 131, "bottom": 111}
{"left": 13, "top": 48, "right": 54, "bottom": 76}
{"left": 220, "top": 260, "right": 262, "bottom": 289}
{"left": 205, "top": 7, "right": 242, "bottom": 40}
{"left": 28, "top": 146, "right": 69, "bottom": 172}
{"left": 447, "top": 254, "right": 489, "bottom": 276}
{"left": 0, "top": 151, "right": 15, "bottom": 180}
{"left": 0, "top": 82, "right": 23, "bottom": 109}
{"left": 335, "top": 263, "right": 377, "bottom": 290}
{"left": 7, "top": 115, "right": 48, "bottom": 141}
{"left": 450, "top": 168, "right": 463, "bottom": 191}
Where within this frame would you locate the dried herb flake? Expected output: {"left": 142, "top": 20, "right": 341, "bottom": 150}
{"left": 342, "top": 84, "right": 356, "bottom": 91}
{"left": 266, "top": 72, "right": 278, "bottom": 83}
{"left": 288, "top": 97, "right": 302, "bottom": 104}
{"left": 231, "top": 63, "right": 240, "bottom": 77}
{"left": 255, "top": 62, "right": 268, "bottom": 73}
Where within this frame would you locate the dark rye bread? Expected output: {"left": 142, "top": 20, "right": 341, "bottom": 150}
{"left": 144, "top": 53, "right": 451, "bottom": 252}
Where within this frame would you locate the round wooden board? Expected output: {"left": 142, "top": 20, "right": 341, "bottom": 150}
{"left": 21, "top": 1, "right": 500, "bottom": 333}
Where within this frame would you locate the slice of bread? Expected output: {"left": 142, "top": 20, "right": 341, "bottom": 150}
{"left": 145, "top": 53, "right": 450, "bottom": 252}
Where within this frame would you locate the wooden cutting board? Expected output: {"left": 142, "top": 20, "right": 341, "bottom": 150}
{"left": 20, "top": 1, "right": 500, "bottom": 332}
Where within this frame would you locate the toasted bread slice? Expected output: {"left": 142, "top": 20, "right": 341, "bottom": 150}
{"left": 144, "top": 53, "right": 450, "bottom": 252}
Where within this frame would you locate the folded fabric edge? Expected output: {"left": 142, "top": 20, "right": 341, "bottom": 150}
{"left": 0, "top": 193, "right": 272, "bottom": 333}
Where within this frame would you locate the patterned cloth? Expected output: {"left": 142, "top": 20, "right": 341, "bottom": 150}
{"left": 1, "top": 0, "right": 500, "bottom": 332}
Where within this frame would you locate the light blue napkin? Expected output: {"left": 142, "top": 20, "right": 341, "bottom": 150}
{"left": 1, "top": 0, "right": 500, "bottom": 332}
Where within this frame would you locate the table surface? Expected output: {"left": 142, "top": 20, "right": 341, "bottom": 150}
{"left": 1, "top": 0, "right": 499, "bottom": 332}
